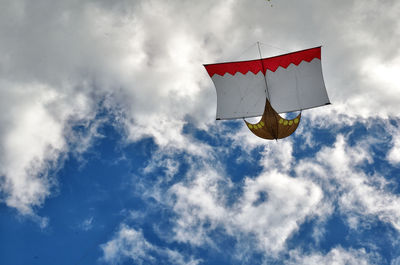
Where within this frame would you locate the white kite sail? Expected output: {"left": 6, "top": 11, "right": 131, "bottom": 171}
{"left": 204, "top": 47, "right": 330, "bottom": 120}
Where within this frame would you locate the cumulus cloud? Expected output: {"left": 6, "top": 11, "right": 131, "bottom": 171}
{"left": 0, "top": 0, "right": 118, "bottom": 217}
{"left": 1, "top": 0, "right": 400, "bottom": 237}
{"left": 2, "top": 1, "right": 400, "bottom": 265}
{"left": 164, "top": 142, "right": 326, "bottom": 257}
{"left": 0, "top": 0, "right": 231, "bottom": 216}
{"left": 168, "top": 166, "right": 231, "bottom": 246}
{"left": 296, "top": 134, "right": 400, "bottom": 230}
{"left": 131, "top": 119, "right": 400, "bottom": 262}
{"left": 0, "top": 81, "right": 96, "bottom": 218}
{"left": 233, "top": 170, "right": 324, "bottom": 254}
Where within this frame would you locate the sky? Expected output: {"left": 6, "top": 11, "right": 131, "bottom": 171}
{"left": 1, "top": 0, "right": 400, "bottom": 264}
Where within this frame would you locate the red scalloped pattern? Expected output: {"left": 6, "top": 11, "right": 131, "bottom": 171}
{"left": 204, "top": 47, "right": 321, "bottom": 77}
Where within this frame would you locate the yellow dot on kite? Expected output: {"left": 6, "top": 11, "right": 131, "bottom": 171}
{"left": 260, "top": 121, "right": 265, "bottom": 126}
{"left": 257, "top": 124, "right": 262, "bottom": 128}
{"left": 279, "top": 119, "right": 283, "bottom": 124}
{"left": 289, "top": 120, "right": 293, "bottom": 125}
{"left": 248, "top": 124, "right": 253, "bottom": 129}
{"left": 294, "top": 118, "right": 299, "bottom": 124}
{"left": 283, "top": 120, "right": 288, "bottom": 125}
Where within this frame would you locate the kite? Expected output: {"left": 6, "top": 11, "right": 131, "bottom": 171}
{"left": 204, "top": 43, "right": 330, "bottom": 140}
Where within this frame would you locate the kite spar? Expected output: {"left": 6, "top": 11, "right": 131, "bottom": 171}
{"left": 204, "top": 43, "right": 330, "bottom": 140}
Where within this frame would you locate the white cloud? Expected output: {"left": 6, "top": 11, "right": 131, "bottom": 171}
{"left": 233, "top": 170, "right": 324, "bottom": 255}
{"left": 296, "top": 134, "right": 400, "bottom": 231}
{"left": 101, "top": 225, "right": 153, "bottom": 264}
{"left": 392, "top": 256, "right": 400, "bottom": 265}
{"left": 101, "top": 224, "right": 201, "bottom": 265}
{"left": 387, "top": 123, "right": 400, "bottom": 165}
{"left": 287, "top": 247, "right": 377, "bottom": 265}
{"left": 0, "top": 81, "right": 96, "bottom": 218}
{"left": 1, "top": 0, "right": 400, "bottom": 228}
{"left": 1, "top": 1, "right": 400, "bottom": 264}
{"left": 166, "top": 145, "right": 326, "bottom": 256}
{"left": 79, "top": 216, "right": 94, "bottom": 231}
{"left": 169, "top": 166, "right": 230, "bottom": 246}
{"left": 0, "top": 0, "right": 224, "bottom": 219}
{"left": 142, "top": 123, "right": 400, "bottom": 262}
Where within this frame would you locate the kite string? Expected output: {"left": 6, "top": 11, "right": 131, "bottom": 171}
{"left": 259, "top": 42, "right": 304, "bottom": 116}
{"left": 232, "top": 41, "right": 289, "bottom": 119}
{"left": 258, "top": 42, "right": 291, "bottom": 53}
{"left": 232, "top": 42, "right": 291, "bottom": 61}
{"left": 232, "top": 42, "right": 258, "bottom": 61}
{"left": 232, "top": 42, "right": 290, "bottom": 60}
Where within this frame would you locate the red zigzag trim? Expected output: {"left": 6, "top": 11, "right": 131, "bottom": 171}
{"left": 204, "top": 47, "right": 321, "bottom": 77}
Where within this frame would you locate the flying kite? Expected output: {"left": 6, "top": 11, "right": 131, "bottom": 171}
{"left": 204, "top": 43, "right": 330, "bottom": 140}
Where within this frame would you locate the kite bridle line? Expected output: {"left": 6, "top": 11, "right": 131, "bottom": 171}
{"left": 257, "top": 41, "right": 279, "bottom": 139}
{"left": 241, "top": 42, "right": 302, "bottom": 139}
{"left": 258, "top": 42, "right": 304, "bottom": 114}
{"left": 257, "top": 41, "right": 271, "bottom": 101}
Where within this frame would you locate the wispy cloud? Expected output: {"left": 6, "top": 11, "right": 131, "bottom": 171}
{"left": 79, "top": 216, "right": 94, "bottom": 231}
{"left": 101, "top": 224, "right": 201, "bottom": 265}
{"left": 287, "top": 247, "right": 378, "bottom": 265}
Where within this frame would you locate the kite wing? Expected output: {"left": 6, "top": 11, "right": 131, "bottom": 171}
{"left": 204, "top": 47, "right": 330, "bottom": 120}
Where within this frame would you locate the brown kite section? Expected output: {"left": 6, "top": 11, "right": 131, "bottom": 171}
{"left": 244, "top": 100, "right": 301, "bottom": 140}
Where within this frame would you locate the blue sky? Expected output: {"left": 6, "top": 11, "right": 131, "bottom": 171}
{"left": 1, "top": 0, "right": 400, "bottom": 265}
